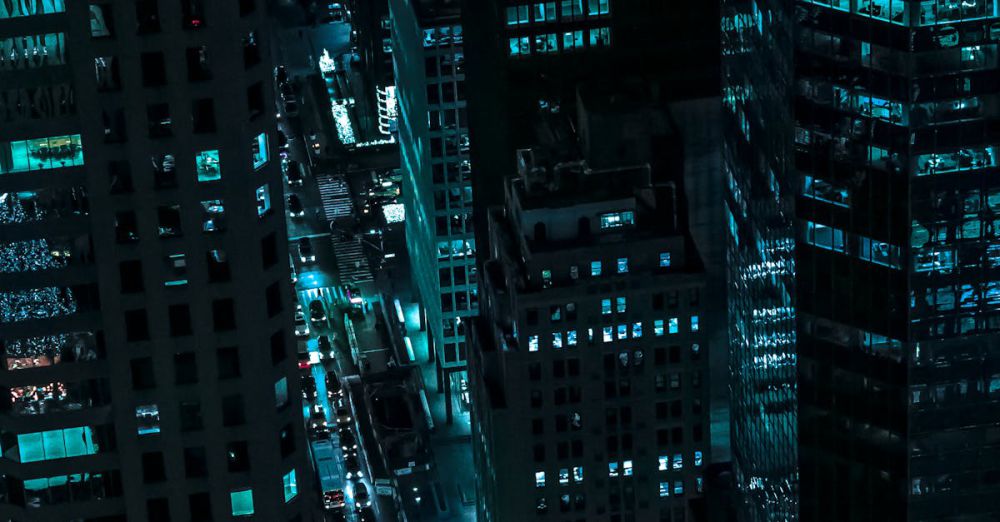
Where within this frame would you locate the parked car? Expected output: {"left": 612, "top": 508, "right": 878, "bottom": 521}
{"left": 298, "top": 238, "right": 315, "bottom": 263}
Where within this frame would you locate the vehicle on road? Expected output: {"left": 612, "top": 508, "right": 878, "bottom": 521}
{"left": 344, "top": 452, "right": 363, "bottom": 480}
{"left": 323, "top": 489, "right": 345, "bottom": 511}
{"left": 334, "top": 398, "right": 352, "bottom": 426}
{"left": 298, "top": 238, "right": 316, "bottom": 263}
{"left": 314, "top": 439, "right": 345, "bottom": 510}
{"left": 354, "top": 482, "right": 371, "bottom": 508}
{"left": 318, "top": 334, "right": 333, "bottom": 354}
{"left": 308, "top": 421, "right": 331, "bottom": 441}
{"left": 287, "top": 194, "right": 304, "bottom": 218}
{"left": 309, "top": 299, "right": 327, "bottom": 324}
{"left": 339, "top": 430, "right": 358, "bottom": 453}
{"left": 284, "top": 159, "right": 303, "bottom": 186}
{"left": 274, "top": 65, "right": 288, "bottom": 86}
{"left": 326, "top": 371, "right": 343, "bottom": 399}
{"left": 301, "top": 374, "right": 317, "bottom": 401}
{"left": 282, "top": 94, "right": 299, "bottom": 117}
{"left": 294, "top": 313, "right": 309, "bottom": 338}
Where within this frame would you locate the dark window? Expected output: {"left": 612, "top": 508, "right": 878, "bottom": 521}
{"left": 180, "top": 0, "right": 206, "bottom": 29}
{"left": 669, "top": 345, "right": 681, "bottom": 363}
{"left": 109, "top": 160, "right": 133, "bottom": 194}
{"left": 532, "top": 418, "right": 544, "bottom": 435}
{"left": 217, "top": 347, "right": 241, "bottom": 380}
{"left": 265, "top": 282, "right": 282, "bottom": 317}
{"left": 247, "top": 82, "right": 264, "bottom": 119}
{"left": 141, "top": 52, "right": 167, "bottom": 86}
{"left": 212, "top": 299, "right": 236, "bottom": 331}
{"left": 157, "top": 205, "right": 183, "bottom": 238}
{"left": 533, "top": 444, "right": 545, "bottom": 462}
{"left": 147, "top": 103, "right": 172, "bottom": 138}
{"left": 125, "top": 309, "right": 150, "bottom": 341}
{"left": 656, "top": 402, "right": 668, "bottom": 419}
{"left": 227, "top": 440, "right": 250, "bottom": 472}
{"left": 221, "top": 395, "right": 246, "bottom": 427}
{"left": 142, "top": 452, "right": 166, "bottom": 483}
{"left": 242, "top": 31, "right": 261, "bottom": 67}
{"left": 115, "top": 211, "right": 139, "bottom": 242}
{"left": 189, "top": 492, "right": 212, "bottom": 522}
{"left": 130, "top": 357, "right": 155, "bottom": 389}
{"left": 174, "top": 352, "right": 198, "bottom": 384}
{"left": 183, "top": 447, "right": 207, "bottom": 478}
{"left": 168, "top": 304, "right": 193, "bottom": 337}
{"left": 279, "top": 423, "right": 295, "bottom": 457}
{"left": 528, "top": 363, "right": 541, "bottom": 381}
{"left": 238, "top": 0, "right": 255, "bottom": 16}
{"left": 119, "top": 260, "right": 144, "bottom": 293}
{"left": 186, "top": 46, "right": 211, "bottom": 81}
{"left": 191, "top": 99, "right": 216, "bottom": 133}
{"left": 89, "top": 3, "right": 115, "bottom": 38}
{"left": 179, "top": 401, "right": 203, "bottom": 431}
{"left": 135, "top": 0, "right": 161, "bottom": 34}
{"left": 672, "top": 427, "right": 684, "bottom": 445}
{"left": 102, "top": 106, "right": 128, "bottom": 141}
{"left": 270, "top": 330, "right": 286, "bottom": 364}
{"left": 147, "top": 497, "right": 170, "bottom": 522}
{"left": 261, "top": 233, "right": 277, "bottom": 268}
{"left": 206, "top": 250, "right": 231, "bottom": 282}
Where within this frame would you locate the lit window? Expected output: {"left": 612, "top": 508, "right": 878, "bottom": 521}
{"left": 252, "top": 132, "right": 268, "bottom": 170}
{"left": 283, "top": 469, "right": 298, "bottom": 502}
{"left": 587, "top": 328, "right": 594, "bottom": 342}
{"left": 136, "top": 404, "right": 160, "bottom": 435}
{"left": 528, "top": 335, "right": 539, "bottom": 352}
{"left": 589, "top": 26, "right": 610, "bottom": 46}
{"left": 602, "top": 299, "right": 612, "bottom": 315}
{"left": 659, "top": 481, "right": 670, "bottom": 497}
{"left": 275, "top": 377, "right": 288, "bottom": 409}
{"left": 17, "top": 427, "right": 97, "bottom": 462}
{"left": 602, "top": 327, "right": 613, "bottom": 343}
{"left": 535, "top": 471, "right": 546, "bottom": 487}
{"left": 659, "top": 252, "right": 671, "bottom": 267}
{"left": 658, "top": 456, "right": 668, "bottom": 471}
{"left": 562, "top": 29, "right": 584, "bottom": 49}
{"left": 654, "top": 320, "right": 664, "bottom": 336}
{"left": 534, "top": 1, "right": 556, "bottom": 22}
{"left": 616, "top": 324, "right": 627, "bottom": 340}
{"left": 632, "top": 322, "right": 642, "bottom": 338}
{"left": 587, "top": 0, "right": 609, "bottom": 15}
{"left": 541, "top": 269, "right": 552, "bottom": 287}
{"left": 696, "top": 476, "right": 704, "bottom": 493}
{"left": 569, "top": 265, "right": 579, "bottom": 279}
{"left": 567, "top": 330, "right": 577, "bottom": 346}
{"left": 673, "top": 481, "right": 684, "bottom": 496}
{"left": 1, "top": 134, "right": 84, "bottom": 174}
{"left": 559, "top": 468, "right": 569, "bottom": 485}
{"left": 552, "top": 332, "right": 563, "bottom": 349}
{"left": 230, "top": 488, "right": 254, "bottom": 516}
{"left": 255, "top": 184, "right": 271, "bottom": 217}
{"left": 608, "top": 462, "right": 619, "bottom": 477}
{"left": 668, "top": 317, "right": 678, "bottom": 334}
{"left": 617, "top": 257, "right": 628, "bottom": 273}
{"left": 694, "top": 451, "right": 703, "bottom": 467}
{"left": 691, "top": 315, "right": 699, "bottom": 332}
{"left": 672, "top": 454, "right": 683, "bottom": 470}
{"left": 591, "top": 261, "right": 602, "bottom": 276}
{"left": 200, "top": 199, "right": 225, "bottom": 233}
{"left": 195, "top": 149, "right": 221, "bottom": 182}
{"left": 600, "top": 211, "right": 634, "bottom": 229}
{"left": 573, "top": 466, "right": 583, "bottom": 482}
{"left": 616, "top": 297, "right": 626, "bottom": 313}
{"left": 623, "top": 460, "right": 633, "bottom": 476}
{"left": 508, "top": 36, "right": 530, "bottom": 56}
{"left": 0, "top": 0, "right": 65, "bottom": 18}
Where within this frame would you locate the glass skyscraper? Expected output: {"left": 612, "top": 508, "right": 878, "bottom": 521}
{"left": 722, "top": 0, "right": 799, "bottom": 520}
{"left": 795, "top": 1, "right": 1000, "bottom": 519}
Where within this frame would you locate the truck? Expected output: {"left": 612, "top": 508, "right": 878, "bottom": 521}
{"left": 311, "top": 439, "right": 344, "bottom": 511}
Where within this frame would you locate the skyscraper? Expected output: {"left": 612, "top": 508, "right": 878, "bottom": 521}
{"left": 469, "top": 88, "right": 713, "bottom": 522}
{"left": 794, "top": 1, "right": 1000, "bottom": 520}
{"left": 1, "top": 1, "right": 315, "bottom": 520}
{"left": 721, "top": 0, "right": 798, "bottom": 519}
{"left": 388, "top": 0, "right": 475, "bottom": 421}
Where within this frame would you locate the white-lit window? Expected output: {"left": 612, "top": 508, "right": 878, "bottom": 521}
{"left": 617, "top": 257, "right": 628, "bottom": 273}
{"left": 672, "top": 454, "right": 683, "bottom": 470}
{"left": 694, "top": 451, "right": 703, "bottom": 467}
{"left": 690, "top": 315, "right": 699, "bottom": 332}
{"left": 632, "top": 322, "right": 642, "bottom": 338}
{"left": 573, "top": 466, "right": 584, "bottom": 482}
{"left": 136, "top": 404, "right": 160, "bottom": 435}
{"left": 616, "top": 297, "right": 626, "bottom": 313}
{"left": 608, "top": 462, "right": 619, "bottom": 477}
{"left": 559, "top": 468, "right": 569, "bottom": 485}
{"left": 529, "top": 335, "right": 539, "bottom": 352}
{"left": 617, "top": 324, "right": 627, "bottom": 340}
{"left": 567, "top": 330, "right": 577, "bottom": 346}
{"left": 659, "top": 252, "right": 671, "bottom": 267}
{"left": 659, "top": 481, "right": 670, "bottom": 497}
{"left": 602, "top": 299, "right": 612, "bottom": 315}
{"left": 658, "top": 456, "right": 668, "bottom": 471}
{"left": 668, "top": 317, "right": 678, "bottom": 334}
{"left": 552, "top": 332, "right": 564, "bottom": 349}
{"left": 602, "top": 327, "right": 613, "bottom": 343}
{"left": 591, "top": 261, "right": 602, "bottom": 276}
{"left": 255, "top": 184, "right": 271, "bottom": 217}
{"left": 535, "top": 471, "right": 546, "bottom": 487}
{"left": 623, "top": 460, "right": 633, "bottom": 476}
{"left": 654, "top": 319, "right": 664, "bottom": 336}
{"left": 599, "top": 211, "right": 634, "bottom": 229}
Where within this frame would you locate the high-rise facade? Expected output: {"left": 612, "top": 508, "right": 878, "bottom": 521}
{"left": 0, "top": 1, "right": 315, "bottom": 520}
{"left": 388, "top": 0, "right": 476, "bottom": 419}
{"left": 721, "top": 0, "right": 798, "bottom": 520}
{"left": 470, "top": 95, "right": 712, "bottom": 522}
{"left": 794, "top": 1, "right": 1000, "bottom": 520}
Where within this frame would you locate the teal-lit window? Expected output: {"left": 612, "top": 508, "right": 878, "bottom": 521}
{"left": 854, "top": 0, "right": 907, "bottom": 24}
{"left": 589, "top": 27, "right": 610, "bottom": 47}
{"left": 672, "top": 454, "right": 683, "bottom": 470}
{"left": 508, "top": 37, "right": 530, "bottom": 56}
{"left": 566, "top": 330, "right": 577, "bottom": 345}
{"left": 136, "top": 404, "right": 160, "bottom": 435}
{"left": 673, "top": 481, "right": 684, "bottom": 496}
{"left": 805, "top": 221, "right": 845, "bottom": 252}
{"left": 654, "top": 320, "right": 664, "bottom": 336}
{"left": 560, "top": 0, "right": 583, "bottom": 18}
{"left": 631, "top": 322, "right": 642, "bottom": 338}
{"left": 668, "top": 317, "right": 678, "bottom": 334}
{"left": 505, "top": 5, "right": 530, "bottom": 25}
{"left": 541, "top": 269, "right": 552, "bottom": 287}
{"left": 600, "top": 211, "right": 633, "bottom": 229}
{"left": 201, "top": 199, "right": 226, "bottom": 233}
{"left": 0, "top": 0, "right": 65, "bottom": 18}
{"left": 803, "top": 0, "right": 847, "bottom": 11}
{"left": 616, "top": 297, "right": 626, "bottom": 313}
{"left": 256, "top": 184, "right": 271, "bottom": 217}
{"left": 535, "top": 471, "right": 545, "bottom": 487}
{"left": 602, "top": 326, "right": 612, "bottom": 343}
{"left": 18, "top": 427, "right": 97, "bottom": 462}
{"left": 562, "top": 30, "right": 584, "bottom": 50}
{"left": 252, "top": 132, "right": 268, "bottom": 170}
{"left": 617, "top": 257, "right": 628, "bottom": 273}
{"left": 1, "top": 135, "right": 83, "bottom": 174}
{"left": 659, "top": 481, "right": 670, "bottom": 497}
{"left": 275, "top": 377, "right": 288, "bottom": 409}
{"left": 195, "top": 150, "right": 221, "bottom": 182}
{"left": 601, "top": 299, "right": 612, "bottom": 315}
{"left": 283, "top": 469, "right": 298, "bottom": 502}
{"left": 552, "top": 332, "right": 563, "bottom": 349}
{"left": 616, "top": 324, "right": 627, "bottom": 340}
{"left": 535, "top": 33, "right": 558, "bottom": 53}
{"left": 528, "top": 335, "right": 539, "bottom": 352}
{"left": 230, "top": 488, "right": 254, "bottom": 516}
{"left": 919, "top": 0, "right": 998, "bottom": 26}
{"left": 916, "top": 146, "right": 997, "bottom": 177}
{"left": 694, "top": 450, "right": 703, "bottom": 466}
{"left": 690, "top": 316, "right": 699, "bottom": 332}
{"left": 591, "top": 261, "right": 601, "bottom": 276}
{"left": 659, "top": 252, "right": 671, "bottom": 267}
{"left": 802, "top": 175, "right": 849, "bottom": 207}
{"left": 573, "top": 466, "right": 583, "bottom": 482}
{"left": 587, "top": 0, "right": 609, "bottom": 15}
{"left": 534, "top": 2, "right": 556, "bottom": 21}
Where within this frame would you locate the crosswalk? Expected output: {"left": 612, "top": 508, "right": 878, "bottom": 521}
{"left": 317, "top": 174, "right": 373, "bottom": 284}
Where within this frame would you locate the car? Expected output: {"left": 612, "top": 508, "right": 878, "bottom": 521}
{"left": 357, "top": 507, "right": 376, "bottom": 522}
{"left": 354, "top": 482, "right": 371, "bottom": 508}
{"left": 308, "top": 421, "right": 331, "bottom": 440}
{"left": 284, "top": 160, "right": 303, "bottom": 186}
{"left": 294, "top": 310, "right": 310, "bottom": 338}
{"left": 283, "top": 96, "right": 299, "bottom": 117}
{"left": 309, "top": 300, "right": 327, "bottom": 324}
{"left": 340, "top": 430, "right": 358, "bottom": 452}
{"left": 335, "top": 398, "right": 352, "bottom": 426}
{"left": 274, "top": 65, "right": 288, "bottom": 86}
{"left": 318, "top": 335, "right": 333, "bottom": 354}
{"left": 287, "top": 194, "right": 304, "bottom": 218}
{"left": 308, "top": 403, "right": 326, "bottom": 428}
{"left": 298, "top": 238, "right": 316, "bottom": 263}
{"left": 323, "top": 489, "right": 345, "bottom": 510}
{"left": 326, "top": 371, "right": 343, "bottom": 399}
{"left": 297, "top": 351, "right": 310, "bottom": 370}
{"left": 301, "top": 374, "right": 317, "bottom": 400}
{"left": 344, "top": 453, "right": 363, "bottom": 479}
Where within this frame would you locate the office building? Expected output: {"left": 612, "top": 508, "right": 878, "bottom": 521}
{"left": 470, "top": 94, "right": 711, "bottom": 522}
{"left": 388, "top": 0, "right": 475, "bottom": 422}
{"left": 720, "top": 0, "right": 798, "bottom": 520}
{"left": 1, "top": 1, "right": 315, "bottom": 520}
{"left": 794, "top": 1, "right": 1000, "bottom": 520}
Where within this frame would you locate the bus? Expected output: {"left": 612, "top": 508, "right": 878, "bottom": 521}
{"left": 311, "top": 439, "right": 344, "bottom": 510}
